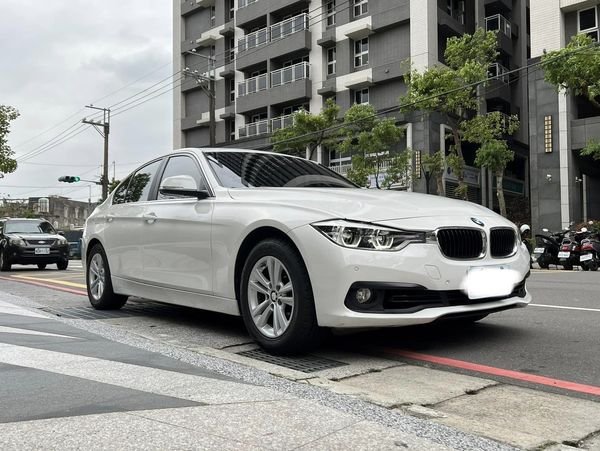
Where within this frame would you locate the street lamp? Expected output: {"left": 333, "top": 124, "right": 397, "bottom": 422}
{"left": 184, "top": 49, "right": 217, "bottom": 146}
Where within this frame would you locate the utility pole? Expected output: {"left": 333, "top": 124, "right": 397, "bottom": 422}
{"left": 82, "top": 105, "right": 110, "bottom": 200}
{"left": 184, "top": 49, "right": 216, "bottom": 146}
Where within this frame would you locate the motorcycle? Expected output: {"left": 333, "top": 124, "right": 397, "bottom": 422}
{"left": 532, "top": 228, "right": 568, "bottom": 269}
{"left": 580, "top": 231, "right": 600, "bottom": 271}
{"left": 558, "top": 229, "right": 589, "bottom": 270}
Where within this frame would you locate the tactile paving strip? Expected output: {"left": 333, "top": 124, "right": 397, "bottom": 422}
{"left": 237, "top": 348, "right": 347, "bottom": 373}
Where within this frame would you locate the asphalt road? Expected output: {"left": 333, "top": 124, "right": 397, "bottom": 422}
{"left": 1, "top": 262, "right": 599, "bottom": 400}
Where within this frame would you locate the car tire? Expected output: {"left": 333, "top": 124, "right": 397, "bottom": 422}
{"left": 37, "top": 264, "right": 47, "bottom": 270}
{"left": 582, "top": 264, "right": 589, "bottom": 271}
{"left": 537, "top": 256, "right": 549, "bottom": 269}
{"left": 86, "top": 244, "right": 128, "bottom": 310}
{"left": 239, "top": 238, "right": 321, "bottom": 355}
{"left": 0, "top": 251, "right": 11, "bottom": 272}
{"left": 57, "top": 260, "right": 68, "bottom": 270}
{"left": 563, "top": 263, "right": 573, "bottom": 271}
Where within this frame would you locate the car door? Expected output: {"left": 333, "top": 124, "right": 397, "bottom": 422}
{"left": 102, "top": 158, "right": 163, "bottom": 281}
{"left": 141, "top": 154, "right": 214, "bottom": 294}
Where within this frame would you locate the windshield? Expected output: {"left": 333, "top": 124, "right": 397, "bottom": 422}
{"left": 205, "top": 152, "right": 357, "bottom": 188}
{"left": 5, "top": 221, "right": 56, "bottom": 234}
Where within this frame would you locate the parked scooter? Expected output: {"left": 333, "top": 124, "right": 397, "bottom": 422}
{"left": 580, "top": 230, "right": 600, "bottom": 271}
{"left": 532, "top": 228, "right": 568, "bottom": 269}
{"left": 558, "top": 229, "right": 589, "bottom": 270}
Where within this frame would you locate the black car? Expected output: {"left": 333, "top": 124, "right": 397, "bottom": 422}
{"left": 0, "top": 218, "right": 69, "bottom": 271}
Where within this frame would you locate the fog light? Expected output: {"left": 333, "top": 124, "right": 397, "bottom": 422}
{"left": 356, "top": 288, "right": 372, "bottom": 304}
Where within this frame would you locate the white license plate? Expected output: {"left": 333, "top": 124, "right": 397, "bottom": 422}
{"left": 580, "top": 254, "right": 593, "bottom": 262}
{"left": 465, "top": 265, "right": 519, "bottom": 300}
{"left": 558, "top": 251, "right": 570, "bottom": 259}
{"left": 534, "top": 248, "right": 545, "bottom": 254}
{"left": 34, "top": 248, "right": 50, "bottom": 255}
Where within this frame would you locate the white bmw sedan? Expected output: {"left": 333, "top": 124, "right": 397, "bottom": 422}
{"left": 83, "top": 149, "right": 531, "bottom": 353}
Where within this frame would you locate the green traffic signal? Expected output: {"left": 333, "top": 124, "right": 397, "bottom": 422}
{"left": 58, "top": 176, "right": 81, "bottom": 183}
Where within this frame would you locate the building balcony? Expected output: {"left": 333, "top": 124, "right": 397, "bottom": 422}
{"left": 486, "top": 63, "right": 511, "bottom": 101}
{"left": 236, "top": 14, "right": 311, "bottom": 70}
{"left": 438, "top": 7, "right": 465, "bottom": 35}
{"left": 484, "top": 0, "right": 512, "bottom": 15}
{"left": 485, "top": 14, "right": 513, "bottom": 54}
{"left": 196, "top": 28, "right": 221, "bottom": 47}
{"left": 237, "top": 62, "right": 311, "bottom": 113}
{"left": 270, "top": 114, "right": 295, "bottom": 132}
{"left": 237, "top": 0, "right": 307, "bottom": 27}
{"left": 238, "top": 118, "right": 270, "bottom": 138}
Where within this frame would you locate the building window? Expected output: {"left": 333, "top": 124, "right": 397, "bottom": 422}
{"left": 226, "top": 119, "right": 236, "bottom": 142}
{"left": 327, "top": 47, "right": 336, "bottom": 75}
{"left": 447, "top": 0, "right": 465, "bottom": 24}
{"left": 209, "top": 6, "right": 216, "bottom": 27}
{"left": 227, "top": 0, "right": 235, "bottom": 21}
{"left": 227, "top": 37, "right": 235, "bottom": 63}
{"left": 210, "top": 45, "right": 216, "bottom": 59}
{"left": 579, "top": 7, "right": 598, "bottom": 41}
{"left": 353, "top": 0, "right": 368, "bottom": 18}
{"left": 326, "top": 1, "right": 336, "bottom": 26}
{"left": 354, "top": 88, "right": 369, "bottom": 104}
{"left": 230, "top": 78, "right": 236, "bottom": 102}
{"left": 354, "top": 38, "right": 369, "bottom": 67}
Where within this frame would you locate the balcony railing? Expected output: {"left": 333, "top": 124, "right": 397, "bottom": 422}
{"left": 485, "top": 14, "right": 511, "bottom": 37}
{"left": 271, "top": 62, "right": 310, "bottom": 88}
{"left": 238, "top": 13, "right": 309, "bottom": 52}
{"left": 488, "top": 63, "right": 510, "bottom": 84}
{"left": 271, "top": 114, "right": 295, "bottom": 131}
{"left": 238, "top": 73, "right": 268, "bottom": 97}
{"left": 239, "top": 119, "right": 269, "bottom": 138}
{"left": 238, "top": 0, "right": 258, "bottom": 8}
{"left": 239, "top": 63, "right": 310, "bottom": 97}
{"left": 329, "top": 163, "right": 352, "bottom": 176}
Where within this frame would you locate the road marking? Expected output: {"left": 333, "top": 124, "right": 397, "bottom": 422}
{"left": 12, "top": 274, "right": 86, "bottom": 289}
{"left": 384, "top": 349, "right": 600, "bottom": 397}
{"left": 0, "top": 299, "right": 49, "bottom": 319}
{"left": 0, "top": 326, "right": 79, "bottom": 340}
{"left": 0, "top": 276, "right": 87, "bottom": 296}
{"left": 530, "top": 303, "right": 600, "bottom": 313}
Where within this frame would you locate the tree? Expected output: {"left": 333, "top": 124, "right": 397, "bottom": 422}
{"left": 541, "top": 34, "right": 600, "bottom": 109}
{"left": 0, "top": 105, "right": 19, "bottom": 178}
{"left": 474, "top": 139, "right": 514, "bottom": 217}
{"left": 382, "top": 149, "right": 413, "bottom": 189}
{"left": 339, "top": 104, "right": 405, "bottom": 188}
{"left": 421, "top": 150, "right": 446, "bottom": 196}
{"left": 271, "top": 98, "right": 341, "bottom": 160}
{"left": 108, "top": 178, "right": 121, "bottom": 194}
{"left": 401, "top": 28, "right": 498, "bottom": 199}
{"left": 580, "top": 139, "right": 600, "bottom": 160}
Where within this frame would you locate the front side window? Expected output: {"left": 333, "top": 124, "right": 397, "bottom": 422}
{"left": 354, "top": 38, "right": 369, "bottom": 67}
{"left": 354, "top": 88, "right": 369, "bottom": 104}
{"left": 157, "top": 156, "right": 208, "bottom": 200}
{"left": 327, "top": 47, "right": 336, "bottom": 75}
{"left": 125, "top": 159, "right": 163, "bottom": 203}
{"left": 205, "top": 152, "right": 357, "bottom": 188}
{"left": 326, "top": 1, "right": 336, "bottom": 26}
{"left": 353, "top": 0, "right": 368, "bottom": 18}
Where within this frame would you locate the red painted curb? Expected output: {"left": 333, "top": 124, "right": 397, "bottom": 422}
{"left": 0, "top": 276, "right": 87, "bottom": 297}
{"left": 384, "top": 348, "right": 600, "bottom": 397}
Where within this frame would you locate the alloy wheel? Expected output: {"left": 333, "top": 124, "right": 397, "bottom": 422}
{"left": 88, "top": 253, "right": 106, "bottom": 301}
{"left": 247, "top": 256, "right": 294, "bottom": 338}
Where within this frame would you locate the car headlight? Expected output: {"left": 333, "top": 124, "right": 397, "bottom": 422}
{"left": 312, "top": 220, "right": 427, "bottom": 251}
{"left": 9, "top": 237, "right": 26, "bottom": 246}
{"left": 57, "top": 237, "right": 68, "bottom": 245}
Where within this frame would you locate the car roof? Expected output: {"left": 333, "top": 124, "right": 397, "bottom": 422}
{"left": 178, "top": 147, "right": 306, "bottom": 161}
{"left": 2, "top": 218, "right": 46, "bottom": 222}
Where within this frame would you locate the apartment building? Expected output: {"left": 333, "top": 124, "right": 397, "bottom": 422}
{"left": 174, "top": 0, "right": 529, "bottom": 208}
{"left": 529, "top": 0, "right": 600, "bottom": 231}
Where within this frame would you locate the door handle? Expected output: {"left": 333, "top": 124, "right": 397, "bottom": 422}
{"left": 143, "top": 213, "right": 157, "bottom": 224}
{"left": 106, "top": 214, "right": 115, "bottom": 223}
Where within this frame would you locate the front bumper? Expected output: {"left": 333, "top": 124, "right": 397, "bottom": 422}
{"left": 3, "top": 243, "right": 69, "bottom": 265}
{"left": 290, "top": 224, "right": 532, "bottom": 328}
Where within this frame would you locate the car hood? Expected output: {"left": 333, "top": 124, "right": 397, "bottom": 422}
{"left": 6, "top": 233, "right": 64, "bottom": 242}
{"left": 227, "top": 188, "right": 502, "bottom": 223}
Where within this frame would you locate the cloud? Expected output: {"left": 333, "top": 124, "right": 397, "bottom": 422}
{"left": 0, "top": 0, "right": 173, "bottom": 201}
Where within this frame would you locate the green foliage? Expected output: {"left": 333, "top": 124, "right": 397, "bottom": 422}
{"left": 461, "top": 112, "right": 519, "bottom": 144}
{"left": 474, "top": 139, "right": 514, "bottom": 174}
{"left": 581, "top": 139, "right": 600, "bottom": 160}
{"left": 346, "top": 155, "right": 371, "bottom": 187}
{"left": 0, "top": 105, "right": 19, "bottom": 178}
{"left": 382, "top": 150, "right": 413, "bottom": 189}
{"left": 271, "top": 98, "right": 341, "bottom": 159}
{"left": 108, "top": 179, "right": 121, "bottom": 194}
{"left": 421, "top": 150, "right": 446, "bottom": 196}
{"left": 401, "top": 29, "right": 499, "bottom": 199}
{"left": 339, "top": 104, "right": 405, "bottom": 189}
{"left": 541, "top": 34, "right": 600, "bottom": 108}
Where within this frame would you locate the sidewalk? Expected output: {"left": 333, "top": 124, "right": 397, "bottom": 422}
{"left": 0, "top": 295, "right": 509, "bottom": 451}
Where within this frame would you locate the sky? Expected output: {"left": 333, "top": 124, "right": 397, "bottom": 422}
{"left": 0, "top": 0, "right": 173, "bottom": 202}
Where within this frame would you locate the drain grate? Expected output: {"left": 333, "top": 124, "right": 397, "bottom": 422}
{"left": 37, "top": 301, "right": 188, "bottom": 320}
{"left": 237, "top": 348, "right": 347, "bottom": 373}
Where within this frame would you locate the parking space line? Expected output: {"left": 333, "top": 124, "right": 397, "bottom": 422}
{"left": 383, "top": 349, "right": 600, "bottom": 397}
{"left": 530, "top": 303, "right": 600, "bottom": 313}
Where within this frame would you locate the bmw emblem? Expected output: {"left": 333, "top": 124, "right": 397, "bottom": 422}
{"left": 471, "top": 217, "right": 485, "bottom": 227}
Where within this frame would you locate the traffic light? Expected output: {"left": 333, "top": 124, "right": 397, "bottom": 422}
{"left": 58, "top": 176, "right": 81, "bottom": 183}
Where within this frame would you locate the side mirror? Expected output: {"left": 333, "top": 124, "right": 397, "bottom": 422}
{"left": 542, "top": 228, "right": 549, "bottom": 233}
{"left": 519, "top": 224, "right": 530, "bottom": 235}
{"left": 159, "top": 175, "right": 208, "bottom": 200}
{"left": 57, "top": 231, "right": 65, "bottom": 236}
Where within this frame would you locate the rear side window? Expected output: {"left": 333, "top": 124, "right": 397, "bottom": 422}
{"left": 114, "top": 159, "right": 162, "bottom": 204}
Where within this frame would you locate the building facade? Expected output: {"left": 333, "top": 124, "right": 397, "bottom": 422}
{"left": 174, "top": 0, "right": 530, "bottom": 210}
{"left": 27, "top": 196, "right": 93, "bottom": 230}
{"left": 528, "top": 0, "right": 600, "bottom": 232}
